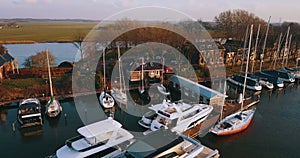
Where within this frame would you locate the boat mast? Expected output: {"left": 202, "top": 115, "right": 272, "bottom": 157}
{"left": 117, "top": 46, "right": 122, "bottom": 92}
{"left": 285, "top": 34, "right": 292, "bottom": 67}
{"left": 241, "top": 24, "right": 254, "bottom": 111}
{"left": 240, "top": 25, "right": 249, "bottom": 73}
{"left": 46, "top": 49, "right": 54, "bottom": 98}
{"left": 141, "top": 57, "right": 145, "bottom": 93}
{"left": 282, "top": 26, "right": 290, "bottom": 67}
{"left": 260, "top": 16, "right": 271, "bottom": 72}
{"left": 251, "top": 24, "right": 261, "bottom": 73}
{"left": 103, "top": 48, "right": 106, "bottom": 89}
{"left": 220, "top": 79, "right": 226, "bottom": 120}
{"left": 273, "top": 33, "right": 282, "bottom": 69}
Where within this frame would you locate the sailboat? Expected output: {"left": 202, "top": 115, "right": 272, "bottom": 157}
{"left": 111, "top": 46, "right": 127, "bottom": 105}
{"left": 212, "top": 25, "right": 256, "bottom": 136}
{"left": 99, "top": 48, "right": 115, "bottom": 108}
{"left": 45, "top": 49, "right": 62, "bottom": 118}
{"left": 139, "top": 57, "right": 150, "bottom": 101}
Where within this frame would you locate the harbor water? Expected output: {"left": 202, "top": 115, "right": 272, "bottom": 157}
{"left": 0, "top": 84, "right": 300, "bottom": 157}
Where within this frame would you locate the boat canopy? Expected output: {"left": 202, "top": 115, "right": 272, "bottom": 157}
{"left": 169, "top": 75, "right": 227, "bottom": 99}
{"left": 77, "top": 118, "right": 122, "bottom": 139}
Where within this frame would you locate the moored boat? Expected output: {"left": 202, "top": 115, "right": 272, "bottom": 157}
{"left": 212, "top": 25, "right": 256, "bottom": 136}
{"left": 17, "top": 98, "right": 43, "bottom": 128}
{"left": 99, "top": 91, "right": 115, "bottom": 108}
{"left": 211, "top": 109, "right": 255, "bottom": 136}
{"left": 111, "top": 46, "right": 128, "bottom": 105}
{"left": 99, "top": 48, "right": 115, "bottom": 108}
{"left": 262, "top": 69, "right": 295, "bottom": 83}
{"left": 227, "top": 75, "right": 262, "bottom": 91}
{"left": 45, "top": 49, "right": 62, "bottom": 118}
{"left": 141, "top": 99, "right": 213, "bottom": 135}
{"left": 255, "top": 71, "right": 284, "bottom": 88}
{"left": 258, "top": 79, "right": 274, "bottom": 89}
{"left": 54, "top": 117, "right": 135, "bottom": 158}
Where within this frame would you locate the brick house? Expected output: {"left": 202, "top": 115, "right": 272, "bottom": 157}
{"left": 0, "top": 45, "right": 14, "bottom": 82}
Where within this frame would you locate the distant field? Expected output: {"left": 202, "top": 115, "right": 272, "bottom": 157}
{"left": 0, "top": 22, "right": 98, "bottom": 43}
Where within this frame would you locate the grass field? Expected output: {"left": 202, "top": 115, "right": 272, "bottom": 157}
{"left": 0, "top": 21, "right": 98, "bottom": 43}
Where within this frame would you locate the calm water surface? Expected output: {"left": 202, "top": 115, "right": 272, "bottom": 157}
{"left": 4, "top": 43, "right": 79, "bottom": 68}
{"left": 0, "top": 85, "right": 300, "bottom": 157}
{"left": 201, "top": 84, "right": 300, "bottom": 158}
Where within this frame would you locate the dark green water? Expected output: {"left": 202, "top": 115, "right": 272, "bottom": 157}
{"left": 201, "top": 84, "right": 300, "bottom": 158}
{"left": 1, "top": 85, "right": 300, "bottom": 158}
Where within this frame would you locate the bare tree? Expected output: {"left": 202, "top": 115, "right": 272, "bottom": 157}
{"left": 215, "top": 9, "right": 266, "bottom": 40}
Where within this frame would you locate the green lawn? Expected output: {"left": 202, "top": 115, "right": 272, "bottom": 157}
{"left": 0, "top": 22, "right": 98, "bottom": 43}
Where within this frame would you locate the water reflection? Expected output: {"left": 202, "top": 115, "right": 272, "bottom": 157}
{"left": 0, "top": 110, "right": 8, "bottom": 123}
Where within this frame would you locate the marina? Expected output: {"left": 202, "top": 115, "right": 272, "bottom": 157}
{"left": 0, "top": 82, "right": 300, "bottom": 157}
{"left": 1, "top": 17, "right": 300, "bottom": 158}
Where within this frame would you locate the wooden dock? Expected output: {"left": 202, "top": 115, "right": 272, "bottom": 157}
{"left": 182, "top": 114, "right": 221, "bottom": 158}
{"left": 223, "top": 98, "right": 260, "bottom": 119}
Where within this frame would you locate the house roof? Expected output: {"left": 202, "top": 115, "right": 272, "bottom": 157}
{"left": 2, "top": 52, "right": 14, "bottom": 61}
{"left": 0, "top": 56, "right": 5, "bottom": 66}
{"left": 0, "top": 47, "right": 14, "bottom": 66}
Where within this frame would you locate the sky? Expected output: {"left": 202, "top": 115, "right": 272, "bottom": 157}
{"left": 1, "top": 0, "right": 300, "bottom": 23}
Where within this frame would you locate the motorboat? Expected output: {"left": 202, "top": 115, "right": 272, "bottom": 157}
{"left": 138, "top": 110, "right": 157, "bottom": 129}
{"left": 153, "top": 134, "right": 204, "bottom": 158}
{"left": 54, "top": 117, "right": 134, "bottom": 158}
{"left": 227, "top": 75, "right": 262, "bottom": 91}
{"left": 45, "top": 49, "right": 62, "bottom": 117}
{"left": 141, "top": 99, "right": 213, "bottom": 134}
{"left": 124, "top": 134, "right": 210, "bottom": 158}
{"left": 262, "top": 69, "right": 295, "bottom": 83}
{"left": 281, "top": 67, "right": 300, "bottom": 80}
{"left": 17, "top": 98, "right": 43, "bottom": 128}
{"left": 211, "top": 109, "right": 255, "bottom": 136}
{"left": 255, "top": 72, "right": 284, "bottom": 88}
{"left": 258, "top": 79, "right": 274, "bottom": 89}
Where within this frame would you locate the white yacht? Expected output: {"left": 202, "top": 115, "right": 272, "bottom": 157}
{"left": 138, "top": 110, "right": 157, "bottom": 129}
{"left": 54, "top": 117, "right": 134, "bottom": 158}
{"left": 125, "top": 134, "right": 205, "bottom": 158}
{"left": 140, "top": 99, "right": 213, "bottom": 134}
{"left": 153, "top": 134, "right": 204, "bottom": 158}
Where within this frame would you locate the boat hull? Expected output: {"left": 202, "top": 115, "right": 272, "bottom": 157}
{"left": 214, "top": 117, "right": 253, "bottom": 136}
{"left": 211, "top": 109, "right": 255, "bottom": 136}
{"left": 46, "top": 99, "right": 62, "bottom": 118}
{"left": 227, "top": 77, "right": 262, "bottom": 91}
{"left": 99, "top": 91, "right": 115, "bottom": 108}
